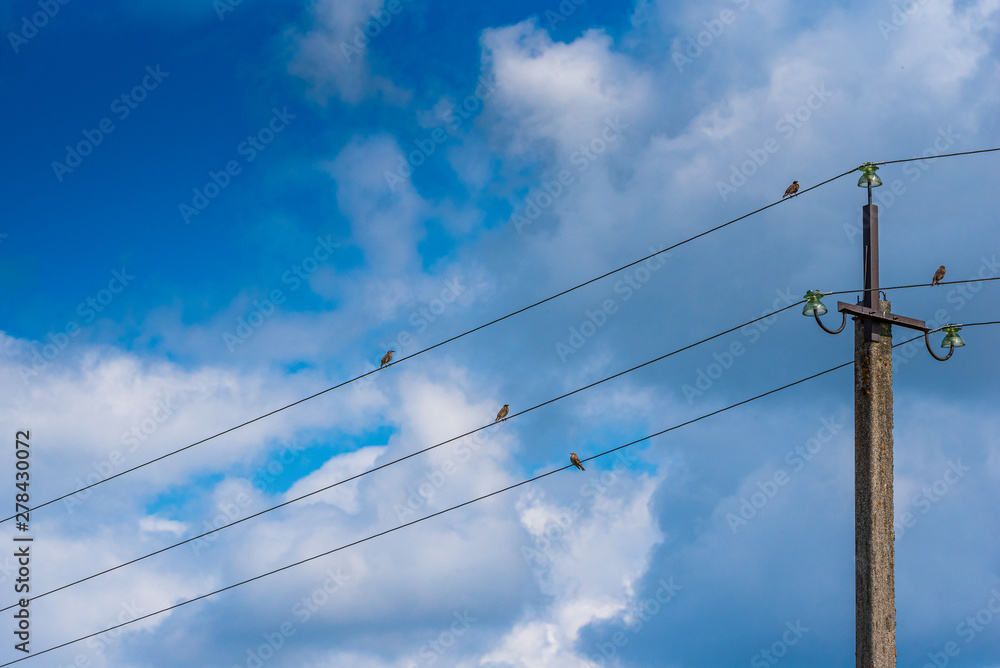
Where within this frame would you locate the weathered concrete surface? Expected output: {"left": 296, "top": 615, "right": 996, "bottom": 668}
{"left": 855, "top": 299, "right": 896, "bottom": 667}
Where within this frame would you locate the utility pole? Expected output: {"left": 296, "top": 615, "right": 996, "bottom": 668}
{"left": 804, "top": 163, "right": 964, "bottom": 667}
{"left": 852, "top": 190, "right": 896, "bottom": 667}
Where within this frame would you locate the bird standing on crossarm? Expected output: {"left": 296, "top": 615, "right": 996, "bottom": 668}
{"left": 783, "top": 181, "right": 799, "bottom": 198}
{"left": 932, "top": 265, "right": 946, "bottom": 286}
{"left": 495, "top": 404, "right": 509, "bottom": 423}
{"left": 570, "top": 453, "right": 585, "bottom": 471}
{"left": 380, "top": 350, "right": 394, "bottom": 368}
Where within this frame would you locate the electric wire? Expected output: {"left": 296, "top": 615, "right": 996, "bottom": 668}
{"left": 7, "top": 284, "right": 995, "bottom": 608}
{"left": 874, "top": 147, "right": 1000, "bottom": 166}
{"left": 825, "top": 276, "right": 1000, "bottom": 296}
{"left": 6, "top": 271, "right": 995, "bottom": 610}
{"left": 8, "top": 322, "right": 999, "bottom": 665}
{"left": 0, "top": 166, "right": 856, "bottom": 525}
{"left": 9, "top": 148, "right": 996, "bottom": 527}
{"left": 0, "top": 300, "right": 806, "bottom": 612}
{"left": 12, "top": 146, "right": 994, "bottom": 523}
{"left": 0, "top": 354, "right": 866, "bottom": 667}
{"left": 5, "top": 150, "right": 998, "bottom": 661}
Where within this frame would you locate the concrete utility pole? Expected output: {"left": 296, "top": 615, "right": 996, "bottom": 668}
{"left": 852, "top": 197, "right": 896, "bottom": 667}
{"left": 806, "top": 163, "right": 963, "bottom": 666}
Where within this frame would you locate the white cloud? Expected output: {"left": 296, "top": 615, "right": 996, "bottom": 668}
{"left": 8, "top": 1, "right": 1000, "bottom": 665}
{"left": 482, "top": 474, "right": 663, "bottom": 666}
{"left": 287, "top": 0, "right": 411, "bottom": 105}
{"left": 481, "top": 20, "right": 654, "bottom": 159}
{"left": 284, "top": 445, "right": 387, "bottom": 512}
{"left": 139, "top": 516, "right": 188, "bottom": 536}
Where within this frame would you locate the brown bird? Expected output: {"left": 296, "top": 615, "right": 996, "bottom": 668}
{"left": 931, "top": 265, "right": 946, "bottom": 286}
{"left": 783, "top": 181, "right": 799, "bottom": 198}
{"left": 570, "top": 452, "right": 585, "bottom": 471}
{"left": 495, "top": 404, "right": 509, "bottom": 423}
{"left": 379, "top": 350, "right": 394, "bottom": 368}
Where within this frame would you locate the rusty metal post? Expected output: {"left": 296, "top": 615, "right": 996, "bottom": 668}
{"left": 862, "top": 199, "right": 880, "bottom": 341}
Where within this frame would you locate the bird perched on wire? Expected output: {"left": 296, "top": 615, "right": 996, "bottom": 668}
{"left": 495, "top": 404, "right": 509, "bottom": 423}
{"left": 931, "top": 265, "right": 946, "bottom": 286}
{"left": 570, "top": 452, "right": 585, "bottom": 471}
{"left": 783, "top": 181, "right": 800, "bottom": 198}
{"left": 380, "top": 350, "right": 394, "bottom": 368}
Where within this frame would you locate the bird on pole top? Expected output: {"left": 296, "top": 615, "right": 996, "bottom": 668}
{"left": 931, "top": 265, "right": 946, "bottom": 286}
{"left": 380, "top": 350, "right": 394, "bottom": 368}
{"left": 570, "top": 452, "right": 585, "bottom": 471}
{"left": 495, "top": 404, "right": 509, "bottom": 423}
{"left": 783, "top": 181, "right": 799, "bottom": 198}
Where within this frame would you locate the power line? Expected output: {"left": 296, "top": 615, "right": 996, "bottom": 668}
{"left": 1, "top": 166, "right": 854, "bottom": 525}
{"left": 0, "top": 353, "right": 864, "bottom": 667}
{"left": 8, "top": 286, "right": 993, "bottom": 614}
{"left": 826, "top": 276, "right": 1000, "bottom": 296}
{"left": 5, "top": 149, "right": 997, "bottom": 659}
{"left": 9, "top": 149, "right": 995, "bottom": 528}
{"left": 874, "top": 147, "right": 1000, "bottom": 166}
{"left": 1, "top": 300, "right": 806, "bottom": 612}
{"left": 9, "top": 321, "right": 996, "bottom": 665}
{"left": 9, "top": 288, "right": 994, "bottom": 612}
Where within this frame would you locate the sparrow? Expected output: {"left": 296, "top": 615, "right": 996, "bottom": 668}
{"left": 931, "top": 265, "right": 946, "bottom": 286}
{"left": 783, "top": 181, "right": 799, "bottom": 198}
{"left": 380, "top": 350, "right": 394, "bottom": 368}
{"left": 570, "top": 452, "right": 585, "bottom": 471}
{"left": 495, "top": 404, "right": 509, "bottom": 423}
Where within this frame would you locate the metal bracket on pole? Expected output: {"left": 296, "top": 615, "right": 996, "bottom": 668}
{"left": 861, "top": 202, "right": 880, "bottom": 342}
{"left": 837, "top": 302, "right": 929, "bottom": 333}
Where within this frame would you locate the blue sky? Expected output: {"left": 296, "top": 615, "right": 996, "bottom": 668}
{"left": 2, "top": 0, "right": 1000, "bottom": 666}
